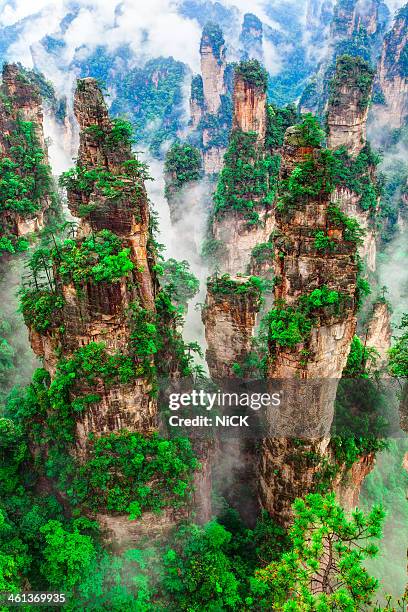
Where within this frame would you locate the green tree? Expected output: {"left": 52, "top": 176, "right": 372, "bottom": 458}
{"left": 343, "top": 335, "right": 379, "bottom": 378}
{"left": 388, "top": 314, "right": 408, "bottom": 377}
{"left": 164, "top": 143, "right": 202, "bottom": 191}
{"left": 162, "top": 521, "right": 241, "bottom": 611}
{"left": 158, "top": 259, "right": 199, "bottom": 312}
{"left": 251, "top": 493, "right": 385, "bottom": 610}
{"left": 39, "top": 520, "right": 97, "bottom": 591}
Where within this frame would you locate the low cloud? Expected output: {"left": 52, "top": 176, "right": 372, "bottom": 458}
{"left": 385, "top": 0, "right": 407, "bottom": 15}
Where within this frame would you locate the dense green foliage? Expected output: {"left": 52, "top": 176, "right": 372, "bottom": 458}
{"left": 295, "top": 114, "right": 326, "bottom": 147}
{"left": 332, "top": 144, "right": 382, "bottom": 211}
{"left": 268, "top": 286, "right": 347, "bottom": 349}
{"left": 71, "top": 432, "right": 198, "bottom": 517}
{"left": 214, "top": 130, "right": 278, "bottom": 222}
{"left": 157, "top": 259, "right": 199, "bottom": 312}
{"left": 327, "top": 204, "right": 365, "bottom": 245}
{"left": 275, "top": 116, "right": 336, "bottom": 214}
{"left": 201, "top": 23, "right": 225, "bottom": 62}
{"left": 0, "top": 118, "right": 51, "bottom": 216}
{"left": 331, "top": 332, "right": 389, "bottom": 474}
{"left": 208, "top": 274, "right": 271, "bottom": 299}
{"left": 197, "top": 92, "right": 233, "bottom": 152}
{"left": 362, "top": 439, "right": 408, "bottom": 598}
{"left": 314, "top": 229, "right": 336, "bottom": 252}
{"left": 0, "top": 26, "right": 404, "bottom": 608}
{"left": 19, "top": 288, "right": 64, "bottom": 333}
{"left": 277, "top": 149, "right": 336, "bottom": 212}
{"left": 265, "top": 104, "right": 297, "bottom": 149}
{"left": 162, "top": 520, "right": 241, "bottom": 609}
{"left": 59, "top": 122, "right": 149, "bottom": 217}
{"left": 251, "top": 241, "right": 274, "bottom": 265}
{"left": 0, "top": 114, "right": 54, "bottom": 253}
{"left": 252, "top": 493, "right": 385, "bottom": 609}
{"left": 234, "top": 59, "right": 268, "bottom": 91}
{"left": 56, "top": 230, "right": 134, "bottom": 285}
{"left": 164, "top": 143, "right": 202, "bottom": 193}
{"left": 277, "top": 115, "right": 380, "bottom": 223}
{"left": 190, "top": 74, "right": 204, "bottom": 106}
{"left": 0, "top": 235, "right": 30, "bottom": 254}
{"left": 343, "top": 335, "right": 379, "bottom": 378}
{"left": 0, "top": 365, "right": 399, "bottom": 609}
{"left": 111, "top": 57, "right": 188, "bottom": 157}
{"left": 329, "top": 55, "right": 375, "bottom": 111}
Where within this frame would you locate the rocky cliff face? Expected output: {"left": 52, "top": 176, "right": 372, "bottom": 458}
{"left": 364, "top": 300, "right": 392, "bottom": 366}
{"left": 334, "top": 452, "right": 376, "bottom": 509}
{"left": 203, "top": 61, "right": 275, "bottom": 380}
{"left": 203, "top": 276, "right": 263, "bottom": 380}
{"left": 164, "top": 143, "right": 202, "bottom": 225}
{"left": 189, "top": 24, "right": 232, "bottom": 175}
{"left": 25, "top": 78, "right": 158, "bottom": 453}
{"left": 267, "top": 126, "right": 358, "bottom": 379}
{"left": 327, "top": 55, "right": 378, "bottom": 272}
{"left": 259, "top": 124, "right": 359, "bottom": 526}
{"left": 0, "top": 63, "right": 52, "bottom": 247}
{"left": 190, "top": 75, "right": 204, "bottom": 130}
{"left": 330, "top": 0, "right": 388, "bottom": 40}
{"left": 212, "top": 211, "right": 275, "bottom": 277}
{"left": 22, "top": 78, "right": 213, "bottom": 528}
{"left": 375, "top": 5, "right": 408, "bottom": 129}
{"left": 211, "top": 60, "right": 274, "bottom": 277}
{"left": 232, "top": 69, "right": 266, "bottom": 143}
{"left": 240, "top": 13, "right": 263, "bottom": 62}
{"left": 1, "top": 64, "right": 47, "bottom": 150}
{"left": 200, "top": 24, "right": 227, "bottom": 115}
{"left": 300, "top": 0, "right": 388, "bottom": 116}
{"left": 326, "top": 55, "right": 374, "bottom": 156}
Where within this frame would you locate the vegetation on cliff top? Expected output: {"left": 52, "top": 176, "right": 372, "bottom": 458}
{"left": 213, "top": 130, "right": 278, "bottom": 223}
{"left": 56, "top": 230, "right": 134, "bottom": 285}
{"left": 278, "top": 115, "right": 380, "bottom": 218}
{"left": 208, "top": 273, "right": 272, "bottom": 299}
{"left": 234, "top": 59, "right": 268, "bottom": 92}
{"left": 200, "top": 22, "right": 225, "bottom": 62}
{"left": 157, "top": 258, "right": 200, "bottom": 312}
{"left": 265, "top": 103, "right": 298, "bottom": 149}
{"left": 0, "top": 117, "right": 53, "bottom": 253}
{"left": 289, "top": 114, "right": 326, "bottom": 147}
{"left": 277, "top": 153, "right": 336, "bottom": 213}
{"left": 252, "top": 492, "right": 385, "bottom": 609}
{"left": 164, "top": 143, "right": 202, "bottom": 194}
{"left": 71, "top": 431, "right": 198, "bottom": 517}
{"left": 14, "top": 64, "right": 66, "bottom": 123}
{"left": 267, "top": 285, "right": 348, "bottom": 349}
{"left": 329, "top": 54, "right": 375, "bottom": 112}
{"left": 59, "top": 117, "right": 150, "bottom": 214}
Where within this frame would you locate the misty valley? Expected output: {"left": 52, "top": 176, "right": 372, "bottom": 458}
{"left": 0, "top": 0, "right": 408, "bottom": 609}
